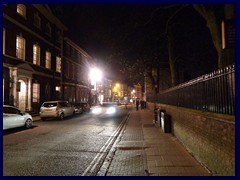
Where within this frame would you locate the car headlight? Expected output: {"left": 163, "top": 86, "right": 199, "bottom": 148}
{"left": 92, "top": 108, "right": 102, "bottom": 114}
{"left": 106, "top": 107, "right": 116, "bottom": 114}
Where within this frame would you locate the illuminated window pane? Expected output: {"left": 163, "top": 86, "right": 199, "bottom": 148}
{"left": 33, "top": 44, "right": 40, "bottom": 65}
{"left": 32, "top": 83, "right": 40, "bottom": 103}
{"left": 56, "top": 56, "right": 61, "bottom": 72}
{"left": 45, "top": 51, "right": 51, "bottom": 69}
{"left": 17, "top": 4, "right": 26, "bottom": 17}
{"left": 16, "top": 36, "right": 25, "bottom": 60}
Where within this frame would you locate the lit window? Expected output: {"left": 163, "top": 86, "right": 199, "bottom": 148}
{"left": 45, "top": 51, "right": 51, "bottom": 69}
{"left": 34, "top": 13, "right": 41, "bottom": 28}
{"left": 3, "top": 28, "right": 5, "bottom": 54}
{"left": 16, "top": 35, "right": 25, "bottom": 60}
{"left": 56, "top": 86, "right": 61, "bottom": 92}
{"left": 56, "top": 56, "right": 61, "bottom": 73}
{"left": 17, "top": 4, "right": 26, "bottom": 17}
{"left": 32, "top": 83, "right": 40, "bottom": 103}
{"left": 33, "top": 44, "right": 40, "bottom": 65}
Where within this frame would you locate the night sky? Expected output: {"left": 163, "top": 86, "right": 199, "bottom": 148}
{"left": 49, "top": 4, "right": 218, "bottom": 82}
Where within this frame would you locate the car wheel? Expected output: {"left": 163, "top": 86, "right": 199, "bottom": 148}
{"left": 59, "top": 113, "right": 64, "bottom": 120}
{"left": 25, "top": 118, "right": 33, "bottom": 128}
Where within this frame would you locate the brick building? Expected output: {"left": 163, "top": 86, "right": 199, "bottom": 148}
{"left": 3, "top": 4, "right": 95, "bottom": 112}
{"left": 62, "top": 37, "right": 93, "bottom": 104}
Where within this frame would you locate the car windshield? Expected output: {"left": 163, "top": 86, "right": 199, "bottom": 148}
{"left": 43, "top": 103, "right": 57, "bottom": 107}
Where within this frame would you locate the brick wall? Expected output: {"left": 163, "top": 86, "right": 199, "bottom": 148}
{"left": 147, "top": 102, "right": 235, "bottom": 176}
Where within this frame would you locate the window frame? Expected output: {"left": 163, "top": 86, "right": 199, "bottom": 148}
{"left": 16, "top": 35, "right": 26, "bottom": 60}
{"left": 17, "top": 4, "right": 26, "bottom": 17}
{"left": 45, "top": 51, "right": 51, "bottom": 69}
{"left": 32, "top": 83, "right": 40, "bottom": 103}
{"left": 33, "top": 44, "right": 40, "bottom": 65}
{"left": 56, "top": 56, "right": 61, "bottom": 73}
{"left": 34, "top": 12, "right": 41, "bottom": 29}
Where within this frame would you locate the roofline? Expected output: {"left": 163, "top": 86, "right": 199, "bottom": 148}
{"left": 32, "top": 4, "right": 68, "bottom": 31}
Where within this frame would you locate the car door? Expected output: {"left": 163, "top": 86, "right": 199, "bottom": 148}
{"left": 65, "top": 102, "right": 73, "bottom": 116}
{"left": 3, "top": 107, "right": 24, "bottom": 129}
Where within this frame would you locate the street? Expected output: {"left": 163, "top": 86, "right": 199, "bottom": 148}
{"left": 3, "top": 106, "right": 129, "bottom": 176}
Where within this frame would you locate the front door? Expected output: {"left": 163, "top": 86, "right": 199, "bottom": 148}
{"left": 18, "top": 80, "right": 26, "bottom": 111}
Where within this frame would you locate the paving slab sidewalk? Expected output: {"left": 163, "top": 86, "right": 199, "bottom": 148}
{"left": 104, "top": 108, "right": 211, "bottom": 176}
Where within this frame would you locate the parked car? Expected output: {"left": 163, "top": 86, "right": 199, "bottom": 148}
{"left": 3, "top": 105, "right": 33, "bottom": 130}
{"left": 73, "top": 102, "right": 91, "bottom": 114}
{"left": 39, "top": 101, "right": 75, "bottom": 120}
{"left": 72, "top": 102, "right": 84, "bottom": 114}
{"left": 80, "top": 102, "right": 91, "bottom": 112}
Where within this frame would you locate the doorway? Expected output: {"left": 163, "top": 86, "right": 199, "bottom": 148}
{"left": 18, "top": 80, "right": 26, "bottom": 111}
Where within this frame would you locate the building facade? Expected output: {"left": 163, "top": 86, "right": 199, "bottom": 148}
{"left": 62, "top": 37, "right": 93, "bottom": 104}
{"left": 3, "top": 4, "right": 67, "bottom": 111}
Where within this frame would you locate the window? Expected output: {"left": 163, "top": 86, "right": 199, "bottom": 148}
{"left": 56, "top": 56, "right": 61, "bottom": 73}
{"left": 65, "top": 61, "right": 69, "bottom": 78}
{"left": 56, "top": 31, "right": 61, "bottom": 42}
{"left": 33, "top": 44, "right": 40, "bottom": 65}
{"left": 46, "top": 23, "right": 52, "bottom": 36}
{"left": 32, "top": 83, "right": 40, "bottom": 103}
{"left": 45, "top": 51, "right": 51, "bottom": 69}
{"left": 34, "top": 13, "right": 41, "bottom": 28}
{"left": 16, "top": 35, "right": 25, "bottom": 60}
{"left": 17, "top": 4, "right": 26, "bottom": 17}
{"left": 3, "top": 28, "right": 5, "bottom": 54}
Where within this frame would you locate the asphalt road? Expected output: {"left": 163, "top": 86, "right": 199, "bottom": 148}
{"left": 3, "top": 106, "right": 129, "bottom": 176}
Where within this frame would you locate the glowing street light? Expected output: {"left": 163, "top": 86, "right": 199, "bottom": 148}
{"left": 89, "top": 67, "right": 102, "bottom": 83}
{"left": 89, "top": 67, "right": 103, "bottom": 105}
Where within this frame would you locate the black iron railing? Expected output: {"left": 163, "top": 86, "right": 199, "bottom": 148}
{"left": 147, "top": 64, "right": 235, "bottom": 115}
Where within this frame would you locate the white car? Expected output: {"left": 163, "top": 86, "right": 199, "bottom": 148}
{"left": 39, "top": 101, "right": 75, "bottom": 120}
{"left": 3, "top": 105, "right": 33, "bottom": 130}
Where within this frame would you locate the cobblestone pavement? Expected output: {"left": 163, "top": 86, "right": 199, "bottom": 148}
{"left": 102, "top": 108, "right": 211, "bottom": 176}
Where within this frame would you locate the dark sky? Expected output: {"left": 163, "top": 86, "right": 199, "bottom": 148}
{"left": 49, "top": 4, "right": 218, "bottom": 82}
{"left": 50, "top": 5, "right": 168, "bottom": 57}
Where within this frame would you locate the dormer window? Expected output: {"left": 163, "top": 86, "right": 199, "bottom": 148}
{"left": 34, "top": 12, "right": 41, "bottom": 29}
{"left": 46, "top": 23, "right": 52, "bottom": 37}
{"left": 17, "top": 4, "right": 26, "bottom": 17}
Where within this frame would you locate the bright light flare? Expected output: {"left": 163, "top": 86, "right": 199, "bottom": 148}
{"left": 106, "top": 107, "right": 116, "bottom": 114}
{"left": 89, "top": 68, "right": 102, "bottom": 82}
{"left": 92, "top": 107, "right": 102, "bottom": 114}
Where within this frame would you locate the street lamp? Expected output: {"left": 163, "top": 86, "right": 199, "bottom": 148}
{"left": 89, "top": 68, "right": 102, "bottom": 85}
{"left": 89, "top": 67, "right": 103, "bottom": 105}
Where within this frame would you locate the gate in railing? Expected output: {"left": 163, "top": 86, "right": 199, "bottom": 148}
{"left": 147, "top": 64, "right": 235, "bottom": 115}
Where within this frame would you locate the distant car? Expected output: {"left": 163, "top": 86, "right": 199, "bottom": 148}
{"left": 39, "top": 101, "right": 75, "bottom": 120}
{"left": 3, "top": 105, "right": 33, "bottom": 130}
{"left": 92, "top": 102, "right": 123, "bottom": 118}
